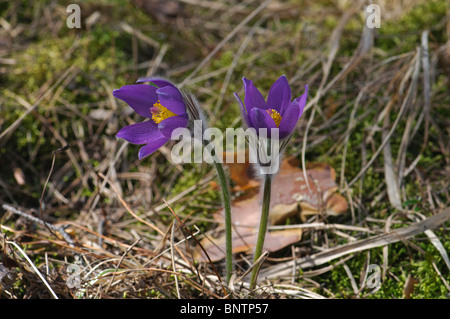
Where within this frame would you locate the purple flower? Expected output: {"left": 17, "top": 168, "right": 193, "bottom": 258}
{"left": 234, "top": 75, "right": 308, "bottom": 139}
{"left": 114, "top": 77, "right": 189, "bottom": 159}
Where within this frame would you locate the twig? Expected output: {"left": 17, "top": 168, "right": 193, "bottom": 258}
{"left": 2, "top": 204, "right": 75, "bottom": 247}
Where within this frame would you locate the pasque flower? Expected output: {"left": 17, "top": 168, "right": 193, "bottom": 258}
{"left": 114, "top": 77, "right": 234, "bottom": 284}
{"left": 234, "top": 75, "right": 308, "bottom": 139}
{"left": 114, "top": 77, "right": 192, "bottom": 159}
{"left": 234, "top": 75, "right": 309, "bottom": 290}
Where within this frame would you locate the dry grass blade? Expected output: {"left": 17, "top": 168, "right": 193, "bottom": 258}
{"left": 302, "top": 6, "right": 361, "bottom": 193}
{"left": 268, "top": 223, "right": 375, "bottom": 234}
{"left": 0, "top": 65, "right": 77, "bottom": 141}
{"left": 270, "top": 284, "right": 327, "bottom": 299}
{"left": 260, "top": 207, "right": 450, "bottom": 279}
{"left": 347, "top": 49, "right": 421, "bottom": 188}
{"left": 343, "top": 263, "right": 359, "bottom": 295}
{"left": 408, "top": 212, "right": 450, "bottom": 271}
{"left": 323, "top": 13, "right": 374, "bottom": 92}
{"left": 382, "top": 106, "right": 403, "bottom": 210}
{"left": 424, "top": 230, "right": 450, "bottom": 271}
{"left": 170, "top": 220, "right": 181, "bottom": 299}
{"left": 180, "top": 0, "right": 271, "bottom": 87}
{"left": 104, "top": 238, "right": 142, "bottom": 294}
{"left": 98, "top": 172, "right": 166, "bottom": 236}
{"left": 212, "top": 16, "right": 266, "bottom": 119}
{"left": 162, "top": 199, "right": 228, "bottom": 297}
{"left": 119, "top": 22, "right": 160, "bottom": 49}
{"left": 2, "top": 204, "right": 75, "bottom": 246}
{"left": 5, "top": 240, "right": 58, "bottom": 299}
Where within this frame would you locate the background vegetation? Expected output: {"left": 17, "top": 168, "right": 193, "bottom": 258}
{"left": 0, "top": 0, "right": 449, "bottom": 299}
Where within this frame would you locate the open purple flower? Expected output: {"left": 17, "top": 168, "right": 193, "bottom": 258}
{"left": 234, "top": 75, "right": 308, "bottom": 139}
{"left": 114, "top": 78, "right": 189, "bottom": 159}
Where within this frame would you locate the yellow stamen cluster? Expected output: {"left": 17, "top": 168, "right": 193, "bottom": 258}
{"left": 151, "top": 100, "right": 176, "bottom": 124}
{"left": 267, "top": 108, "right": 282, "bottom": 128}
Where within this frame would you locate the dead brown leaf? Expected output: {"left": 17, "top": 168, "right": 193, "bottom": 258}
{"left": 195, "top": 228, "right": 303, "bottom": 262}
{"left": 269, "top": 157, "right": 348, "bottom": 223}
{"left": 194, "top": 155, "right": 348, "bottom": 262}
{"left": 221, "top": 151, "right": 260, "bottom": 191}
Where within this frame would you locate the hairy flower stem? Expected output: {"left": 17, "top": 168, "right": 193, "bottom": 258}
{"left": 204, "top": 140, "right": 233, "bottom": 285}
{"left": 213, "top": 161, "right": 233, "bottom": 285}
{"left": 250, "top": 173, "right": 272, "bottom": 290}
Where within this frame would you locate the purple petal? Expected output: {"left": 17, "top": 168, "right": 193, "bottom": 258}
{"left": 136, "top": 77, "right": 176, "bottom": 88}
{"left": 267, "top": 75, "right": 291, "bottom": 114}
{"left": 138, "top": 135, "right": 170, "bottom": 159}
{"left": 234, "top": 92, "right": 252, "bottom": 127}
{"left": 156, "top": 86, "right": 186, "bottom": 115}
{"left": 116, "top": 120, "right": 160, "bottom": 145}
{"left": 278, "top": 103, "right": 301, "bottom": 139}
{"left": 243, "top": 78, "right": 267, "bottom": 111}
{"left": 113, "top": 84, "right": 158, "bottom": 118}
{"left": 250, "top": 108, "right": 277, "bottom": 136}
{"left": 158, "top": 114, "right": 189, "bottom": 138}
{"left": 292, "top": 84, "right": 308, "bottom": 120}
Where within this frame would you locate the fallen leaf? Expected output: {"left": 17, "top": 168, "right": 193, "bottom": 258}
{"left": 221, "top": 151, "right": 260, "bottom": 191}
{"left": 265, "top": 157, "right": 348, "bottom": 222}
{"left": 196, "top": 191, "right": 303, "bottom": 262}
{"left": 195, "top": 229, "right": 302, "bottom": 262}
{"left": 194, "top": 155, "right": 348, "bottom": 262}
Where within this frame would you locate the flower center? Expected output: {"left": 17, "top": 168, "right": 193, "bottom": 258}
{"left": 266, "top": 108, "right": 282, "bottom": 128}
{"left": 151, "top": 100, "right": 176, "bottom": 124}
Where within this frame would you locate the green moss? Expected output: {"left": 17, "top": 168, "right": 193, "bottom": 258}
{"left": 377, "top": 0, "right": 446, "bottom": 53}
{"left": 312, "top": 238, "right": 450, "bottom": 299}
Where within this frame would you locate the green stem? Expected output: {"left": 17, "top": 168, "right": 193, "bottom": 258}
{"left": 200, "top": 129, "right": 232, "bottom": 286}
{"left": 212, "top": 159, "right": 233, "bottom": 285}
{"left": 250, "top": 173, "right": 272, "bottom": 289}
